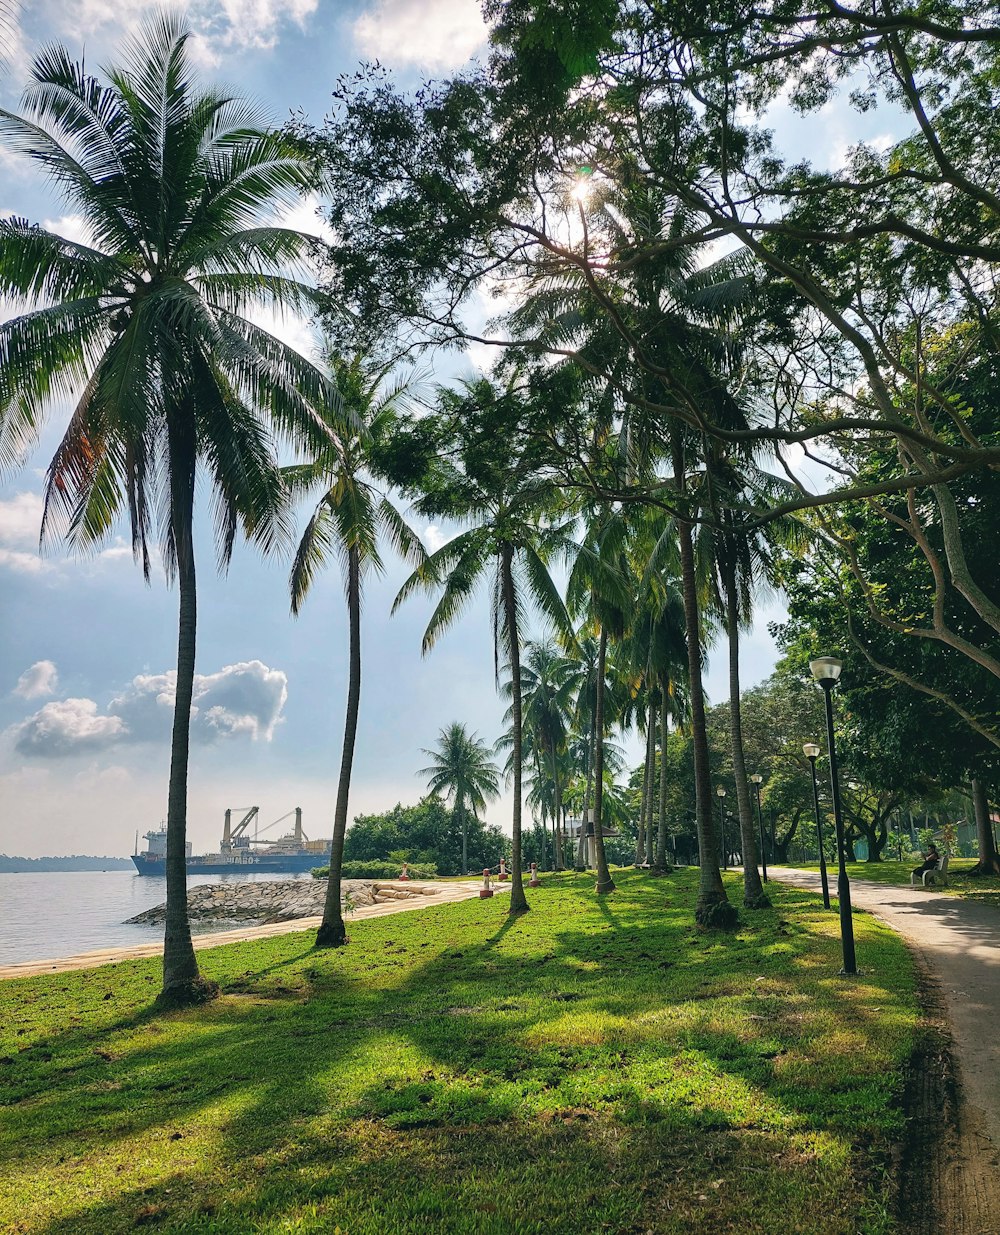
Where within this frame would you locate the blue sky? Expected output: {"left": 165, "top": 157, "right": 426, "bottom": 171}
{"left": 0, "top": 1, "right": 897, "bottom": 858}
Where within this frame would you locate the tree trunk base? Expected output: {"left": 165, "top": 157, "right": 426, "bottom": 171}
{"left": 695, "top": 898, "right": 739, "bottom": 930}
{"left": 315, "top": 919, "right": 347, "bottom": 948}
{"left": 508, "top": 897, "right": 530, "bottom": 915}
{"left": 649, "top": 865, "right": 674, "bottom": 877}
{"left": 155, "top": 977, "right": 220, "bottom": 1010}
{"left": 968, "top": 857, "right": 1000, "bottom": 877}
{"left": 595, "top": 878, "right": 616, "bottom": 895}
{"left": 743, "top": 891, "right": 772, "bottom": 910}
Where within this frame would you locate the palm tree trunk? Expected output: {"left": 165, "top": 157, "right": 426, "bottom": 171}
{"left": 576, "top": 719, "right": 595, "bottom": 870}
{"left": 723, "top": 559, "right": 768, "bottom": 907}
{"left": 540, "top": 803, "right": 551, "bottom": 872}
{"left": 636, "top": 710, "right": 652, "bottom": 864}
{"left": 459, "top": 794, "right": 468, "bottom": 876}
{"left": 644, "top": 692, "right": 656, "bottom": 867}
{"left": 654, "top": 682, "right": 670, "bottom": 871}
{"left": 317, "top": 543, "right": 362, "bottom": 946}
{"left": 593, "top": 626, "right": 616, "bottom": 894}
{"left": 159, "top": 442, "right": 215, "bottom": 1007}
{"left": 673, "top": 432, "right": 733, "bottom": 928}
{"left": 501, "top": 544, "right": 529, "bottom": 913}
{"left": 551, "top": 750, "right": 564, "bottom": 870}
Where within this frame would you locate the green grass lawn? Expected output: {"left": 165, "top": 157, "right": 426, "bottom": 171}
{"left": 1, "top": 869, "right": 919, "bottom": 1235}
{"left": 782, "top": 858, "right": 1000, "bottom": 909}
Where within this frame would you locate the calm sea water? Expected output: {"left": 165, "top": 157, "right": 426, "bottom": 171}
{"left": 0, "top": 870, "right": 315, "bottom": 965}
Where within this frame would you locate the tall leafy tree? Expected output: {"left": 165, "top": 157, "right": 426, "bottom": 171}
{"left": 0, "top": 17, "right": 340, "bottom": 1004}
{"left": 420, "top": 722, "right": 500, "bottom": 875}
{"left": 286, "top": 355, "right": 425, "bottom": 946}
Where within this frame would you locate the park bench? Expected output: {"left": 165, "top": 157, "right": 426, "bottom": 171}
{"left": 911, "top": 853, "right": 950, "bottom": 888}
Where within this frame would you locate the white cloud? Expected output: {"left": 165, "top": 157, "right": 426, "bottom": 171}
{"left": 0, "top": 492, "right": 43, "bottom": 549}
{"left": 43, "top": 0, "right": 318, "bottom": 60}
{"left": 108, "top": 659, "right": 289, "bottom": 744}
{"left": 0, "top": 546, "right": 51, "bottom": 574}
{"left": 192, "top": 660, "right": 288, "bottom": 740}
{"left": 353, "top": 0, "right": 487, "bottom": 70}
{"left": 422, "top": 523, "right": 450, "bottom": 553}
{"left": 42, "top": 214, "right": 97, "bottom": 248}
{"left": 13, "top": 697, "right": 128, "bottom": 756}
{"left": 11, "top": 659, "right": 289, "bottom": 757}
{"left": 13, "top": 660, "right": 59, "bottom": 700}
{"left": 0, "top": 493, "right": 49, "bottom": 573}
{"left": 0, "top": 494, "right": 148, "bottom": 576}
{"left": 214, "top": 0, "right": 318, "bottom": 50}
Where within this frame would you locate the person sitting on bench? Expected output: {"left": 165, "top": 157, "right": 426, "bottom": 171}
{"left": 913, "top": 842, "right": 940, "bottom": 882}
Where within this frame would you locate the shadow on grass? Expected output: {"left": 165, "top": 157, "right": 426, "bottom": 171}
{"left": 1, "top": 870, "right": 916, "bottom": 1235}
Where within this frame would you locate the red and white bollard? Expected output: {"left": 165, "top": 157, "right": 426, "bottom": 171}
{"left": 528, "top": 861, "right": 540, "bottom": 887}
{"left": 398, "top": 862, "right": 410, "bottom": 881}
{"left": 498, "top": 857, "right": 509, "bottom": 881}
{"left": 479, "top": 868, "right": 494, "bottom": 899}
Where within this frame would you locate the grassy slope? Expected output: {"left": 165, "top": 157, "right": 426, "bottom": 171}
{"left": 1, "top": 870, "right": 918, "bottom": 1235}
{"left": 783, "top": 859, "right": 1000, "bottom": 909}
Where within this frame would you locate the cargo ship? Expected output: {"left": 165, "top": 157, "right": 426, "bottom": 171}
{"left": 131, "top": 806, "right": 331, "bottom": 876}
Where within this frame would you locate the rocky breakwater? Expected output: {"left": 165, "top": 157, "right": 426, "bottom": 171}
{"left": 126, "top": 878, "right": 430, "bottom": 926}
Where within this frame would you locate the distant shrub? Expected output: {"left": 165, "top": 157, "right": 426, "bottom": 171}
{"left": 311, "top": 859, "right": 437, "bottom": 881}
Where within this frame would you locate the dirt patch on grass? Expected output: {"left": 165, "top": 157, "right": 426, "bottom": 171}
{"left": 896, "top": 968, "right": 1000, "bottom": 1235}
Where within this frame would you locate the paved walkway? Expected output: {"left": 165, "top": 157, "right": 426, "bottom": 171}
{"left": 773, "top": 867, "right": 1000, "bottom": 1159}
{"left": 0, "top": 879, "right": 503, "bottom": 981}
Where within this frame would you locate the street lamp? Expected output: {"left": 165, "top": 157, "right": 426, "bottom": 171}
{"left": 809, "top": 656, "right": 857, "bottom": 974}
{"left": 716, "top": 785, "right": 727, "bottom": 870}
{"left": 749, "top": 774, "right": 767, "bottom": 882}
{"left": 803, "top": 743, "right": 831, "bottom": 910}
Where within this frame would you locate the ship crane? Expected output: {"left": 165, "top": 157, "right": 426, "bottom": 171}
{"left": 221, "top": 806, "right": 307, "bottom": 850}
{"left": 221, "top": 806, "right": 259, "bottom": 851}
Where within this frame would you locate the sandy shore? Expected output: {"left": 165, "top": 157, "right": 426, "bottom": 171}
{"left": 0, "top": 879, "right": 504, "bottom": 980}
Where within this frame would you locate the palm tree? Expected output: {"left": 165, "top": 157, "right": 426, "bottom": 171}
{"left": 506, "top": 639, "right": 576, "bottom": 870}
{"left": 420, "top": 722, "right": 500, "bottom": 874}
{"left": 566, "top": 503, "right": 636, "bottom": 895}
{"left": 393, "top": 378, "right": 574, "bottom": 915}
{"left": 563, "top": 633, "right": 599, "bottom": 870}
{"left": 285, "top": 355, "right": 425, "bottom": 946}
{"left": 629, "top": 540, "right": 689, "bottom": 872}
{"left": 0, "top": 18, "right": 342, "bottom": 1003}
{"left": 701, "top": 454, "right": 806, "bottom": 907}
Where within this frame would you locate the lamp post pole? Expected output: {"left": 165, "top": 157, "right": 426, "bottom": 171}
{"left": 716, "top": 786, "right": 727, "bottom": 871}
{"left": 750, "top": 774, "right": 767, "bottom": 882}
{"left": 810, "top": 657, "right": 857, "bottom": 975}
{"left": 804, "top": 744, "right": 831, "bottom": 910}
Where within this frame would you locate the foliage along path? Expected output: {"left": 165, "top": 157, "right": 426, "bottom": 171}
{"left": 773, "top": 867, "right": 1000, "bottom": 1233}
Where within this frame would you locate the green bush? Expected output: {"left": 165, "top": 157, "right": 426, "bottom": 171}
{"left": 311, "top": 859, "right": 438, "bottom": 880}
{"left": 343, "top": 797, "right": 509, "bottom": 875}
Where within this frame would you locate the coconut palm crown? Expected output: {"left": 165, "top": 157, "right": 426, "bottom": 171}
{"left": 285, "top": 353, "right": 426, "bottom": 946}
{"left": 419, "top": 722, "right": 500, "bottom": 875}
{"left": 0, "top": 15, "right": 344, "bottom": 1004}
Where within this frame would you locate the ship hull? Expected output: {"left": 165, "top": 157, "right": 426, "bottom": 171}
{"left": 131, "top": 851, "right": 329, "bottom": 876}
